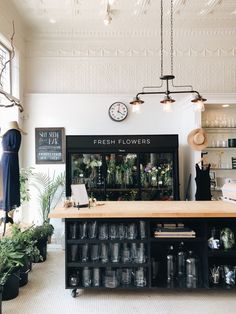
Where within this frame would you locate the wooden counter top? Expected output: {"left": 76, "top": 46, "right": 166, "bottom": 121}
{"left": 49, "top": 200, "right": 236, "bottom": 219}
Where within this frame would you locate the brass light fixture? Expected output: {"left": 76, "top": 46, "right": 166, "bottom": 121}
{"left": 130, "top": 0, "right": 206, "bottom": 113}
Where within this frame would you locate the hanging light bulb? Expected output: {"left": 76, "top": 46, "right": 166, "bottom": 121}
{"left": 130, "top": 96, "right": 144, "bottom": 113}
{"left": 104, "top": 12, "right": 112, "bottom": 25}
{"left": 160, "top": 96, "right": 175, "bottom": 112}
{"left": 132, "top": 103, "right": 141, "bottom": 113}
{"left": 104, "top": 2, "right": 112, "bottom": 26}
{"left": 191, "top": 95, "right": 206, "bottom": 112}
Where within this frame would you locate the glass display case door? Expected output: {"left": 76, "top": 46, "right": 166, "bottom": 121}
{"left": 105, "top": 153, "right": 139, "bottom": 201}
{"left": 66, "top": 135, "right": 179, "bottom": 201}
{"left": 70, "top": 153, "right": 105, "bottom": 200}
{"left": 140, "top": 152, "right": 174, "bottom": 200}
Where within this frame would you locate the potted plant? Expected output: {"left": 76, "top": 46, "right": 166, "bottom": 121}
{"left": 30, "top": 223, "right": 54, "bottom": 262}
{"left": 0, "top": 237, "right": 25, "bottom": 301}
{"left": 10, "top": 225, "right": 41, "bottom": 285}
{"left": 32, "top": 171, "right": 65, "bottom": 224}
{"left": 20, "top": 167, "right": 34, "bottom": 204}
{"left": 11, "top": 167, "right": 34, "bottom": 224}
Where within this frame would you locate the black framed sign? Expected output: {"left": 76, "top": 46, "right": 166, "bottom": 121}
{"left": 35, "top": 127, "right": 65, "bottom": 164}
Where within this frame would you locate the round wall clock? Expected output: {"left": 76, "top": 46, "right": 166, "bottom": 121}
{"left": 108, "top": 102, "right": 128, "bottom": 122}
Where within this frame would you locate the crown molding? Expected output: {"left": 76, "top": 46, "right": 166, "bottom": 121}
{"left": 26, "top": 47, "right": 236, "bottom": 58}
{"left": 26, "top": 27, "right": 236, "bottom": 41}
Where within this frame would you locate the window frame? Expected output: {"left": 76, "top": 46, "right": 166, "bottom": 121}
{"left": 0, "top": 40, "right": 12, "bottom": 95}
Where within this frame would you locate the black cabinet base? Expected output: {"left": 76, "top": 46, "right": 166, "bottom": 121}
{"left": 65, "top": 218, "right": 236, "bottom": 294}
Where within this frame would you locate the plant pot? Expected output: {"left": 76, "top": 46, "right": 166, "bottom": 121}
{"left": 47, "top": 235, "right": 52, "bottom": 244}
{"left": 34, "top": 237, "right": 48, "bottom": 262}
{"left": 19, "top": 260, "right": 30, "bottom": 287}
{"left": 2, "top": 270, "right": 20, "bottom": 301}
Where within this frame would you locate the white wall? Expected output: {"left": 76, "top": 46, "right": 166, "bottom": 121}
{"left": 21, "top": 93, "right": 196, "bottom": 222}
{"left": 1, "top": 1, "right": 235, "bottom": 243}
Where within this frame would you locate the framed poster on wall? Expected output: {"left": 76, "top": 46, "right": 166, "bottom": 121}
{"left": 35, "top": 127, "right": 65, "bottom": 164}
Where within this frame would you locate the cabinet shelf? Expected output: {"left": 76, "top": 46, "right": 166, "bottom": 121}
{"left": 67, "top": 262, "right": 149, "bottom": 268}
{"left": 211, "top": 168, "right": 235, "bottom": 170}
{"left": 150, "top": 237, "right": 205, "bottom": 242}
{"left": 105, "top": 188, "right": 139, "bottom": 191}
{"left": 67, "top": 239, "right": 148, "bottom": 244}
{"left": 65, "top": 217, "right": 236, "bottom": 294}
{"left": 204, "top": 128, "right": 236, "bottom": 132}
{"left": 68, "top": 285, "right": 150, "bottom": 290}
{"left": 208, "top": 249, "right": 236, "bottom": 257}
{"left": 203, "top": 148, "right": 236, "bottom": 151}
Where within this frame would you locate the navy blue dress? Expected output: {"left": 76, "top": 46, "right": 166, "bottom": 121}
{"left": 1, "top": 129, "right": 21, "bottom": 211}
{"left": 195, "top": 163, "right": 211, "bottom": 201}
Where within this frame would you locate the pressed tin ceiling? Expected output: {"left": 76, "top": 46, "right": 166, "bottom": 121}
{"left": 9, "top": 0, "right": 236, "bottom": 37}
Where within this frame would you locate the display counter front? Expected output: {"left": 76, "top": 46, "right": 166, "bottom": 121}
{"left": 49, "top": 201, "right": 236, "bottom": 297}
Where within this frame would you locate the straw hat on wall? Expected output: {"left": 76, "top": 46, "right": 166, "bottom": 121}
{"left": 0, "top": 121, "right": 27, "bottom": 137}
{"left": 187, "top": 128, "right": 208, "bottom": 151}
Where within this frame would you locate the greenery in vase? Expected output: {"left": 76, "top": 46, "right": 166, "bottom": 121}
{"left": 106, "top": 154, "right": 137, "bottom": 187}
{"left": 141, "top": 162, "right": 172, "bottom": 188}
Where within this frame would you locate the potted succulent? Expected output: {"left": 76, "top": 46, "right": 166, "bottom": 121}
{"left": 0, "top": 237, "right": 25, "bottom": 301}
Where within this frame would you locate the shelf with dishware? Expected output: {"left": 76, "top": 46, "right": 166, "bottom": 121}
{"left": 201, "top": 104, "right": 236, "bottom": 178}
{"left": 48, "top": 201, "right": 236, "bottom": 296}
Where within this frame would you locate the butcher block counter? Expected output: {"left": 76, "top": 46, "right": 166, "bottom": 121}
{"left": 49, "top": 200, "right": 236, "bottom": 219}
{"left": 50, "top": 201, "right": 236, "bottom": 296}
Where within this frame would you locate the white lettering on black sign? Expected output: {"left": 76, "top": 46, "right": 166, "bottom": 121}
{"left": 35, "top": 128, "right": 64, "bottom": 164}
{"left": 93, "top": 138, "right": 151, "bottom": 145}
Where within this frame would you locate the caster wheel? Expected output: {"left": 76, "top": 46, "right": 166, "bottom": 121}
{"left": 71, "top": 289, "right": 77, "bottom": 298}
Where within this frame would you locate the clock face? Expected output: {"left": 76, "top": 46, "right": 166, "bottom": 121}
{"left": 108, "top": 102, "right": 128, "bottom": 122}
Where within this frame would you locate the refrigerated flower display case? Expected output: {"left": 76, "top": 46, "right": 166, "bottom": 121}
{"left": 66, "top": 135, "right": 179, "bottom": 201}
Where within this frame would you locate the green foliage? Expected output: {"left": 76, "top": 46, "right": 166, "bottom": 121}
{"left": 20, "top": 167, "right": 34, "bottom": 203}
{"left": 32, "top": 171, "right": 65, "bottom": 223}
{"left": 10, "top": 225, "right": 41, "bottom": 262}
{"left": 0, "top": 237, "right": 25, "bottom": 286}
{"left": 31, "top": 223, "right": 54, "bottom": 241}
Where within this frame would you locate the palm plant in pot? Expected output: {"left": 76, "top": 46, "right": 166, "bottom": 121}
{"left": 32, "top": 171, "right": 65, "bottom": 224}
{"left": 31, "top": 171, "right": 65, "bottom": 261}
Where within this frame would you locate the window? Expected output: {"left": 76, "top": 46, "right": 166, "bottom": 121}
{"left": 0, "top": 37, "right": 17, "bottom": 156}
{"left": 0, "top": 41, "right": 11, "bottom": 94}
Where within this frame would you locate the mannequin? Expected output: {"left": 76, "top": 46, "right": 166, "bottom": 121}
{"left": 0, "top": 121, "right": 26, "bottom": 233}
{"left": 195, "top": 162, "right": 211, "bottom": 200}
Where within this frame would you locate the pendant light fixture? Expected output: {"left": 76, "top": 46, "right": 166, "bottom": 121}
{"left": 130, "top": 0, "right": 206, "bottom": 113}
{"left": 104, "top": 1, "right": 112, "bottom": 26}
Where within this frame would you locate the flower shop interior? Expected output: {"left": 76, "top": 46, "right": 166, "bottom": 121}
{"left": 0, "top": 1, "right": 236, "bottom": 314}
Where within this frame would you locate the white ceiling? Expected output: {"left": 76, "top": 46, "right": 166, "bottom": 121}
{"left": 9, "top": 0, "right": 236, "bottom": 37}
